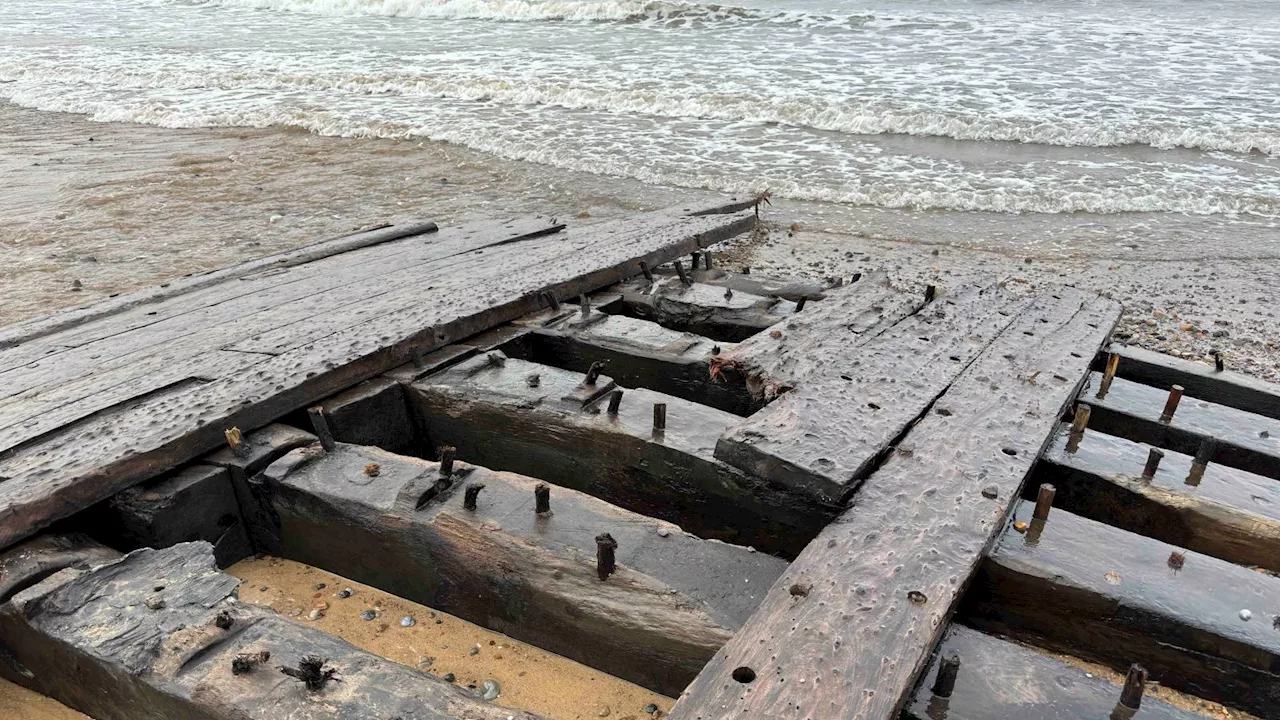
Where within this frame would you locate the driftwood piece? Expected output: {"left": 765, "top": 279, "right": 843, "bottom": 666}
{"left": 1104, "top": 343, "right": 1280, "bottom": 420}
{"left": 714, "top": 283, "right": 1021, "bottom": 502}
{"left": 669, "top": 288, "right": 1121, "bottom": 720}
{"left": 0, "top": 207, "right": 755, "bottom": 550}
{"left": 609, "top": 277, "right": 794, "bottom": 342}
{"left": 961, "top": 502, "right": 1280, "bottom": 718}
{"left": 1037, "top": 422, "right": 1280, "bottom": 571}
{"left": 707, "top": 271, "right": 922, "bottom": 400}
{"left": 406, "top": 353, "right": 835, "bottom": 556}
{"left": 905, "top": 624, "right": 1214, "bottom": 720}
{"left": 508, "top": 310, "right": 756, "bottom": 416}
{"left": 0, "top": 539, "right": 546, "bottom": 720}
{"left": 1083, "top": 372, "right": 1280, "bottom": 480}
{"left": 261, "top": 443, "right": 785, "bottom": 695}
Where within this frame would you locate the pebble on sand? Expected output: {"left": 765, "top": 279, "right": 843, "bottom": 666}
{"left": 481, "top": 679, "right": 501, "bottom": 701}
{"left": 360, "top": 609, "right": 377, "bottom": 621}
{"left": 401, "top": 615, "right": 415, "bottom": 627}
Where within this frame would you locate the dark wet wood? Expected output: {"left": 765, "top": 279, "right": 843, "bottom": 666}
{"left": 0, "top": 538, "right": 545, "bottom": 720}
{"left": 260, "top": 443, "right": 786, "bottom": 695}
{"left": 1083, "top": 372, "right": 1280, "bottom": 481}
{"left": 904, "top": 624, "right": 1215, "bottom": 720}
{"left": 1103, "top": 343, "right": 1280, "bottom": 420}
{"left": 405, "top": 353, "right": 834, "bottom": 556}
{"left": 1036, "top": 422, "right": 1280, "bottom": 571}
{"left": 960, "top": 502, "right": 1280, "bottom": 717}
{"left": 707, "top": 271, "right": 921, "bottom": 401}
{"left": 0, "top": 203, "right": 756, "bottom": 550}
{"left": 505, "top": 307, "right": 757, "bottom": 416}
{"left": 714, "top": 283, "right": 1020, "bottom": 503}
{"left": 670, "top": 289, "right": 1121, "bottom": 720}
{"left": 606, "top": 277, "right": 797, "bottom": 343}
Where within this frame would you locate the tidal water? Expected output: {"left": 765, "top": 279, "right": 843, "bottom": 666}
{"left": 2, "top": 0, "right": 1279, "bottom": 324}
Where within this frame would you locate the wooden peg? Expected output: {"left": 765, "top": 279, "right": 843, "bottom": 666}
{"left": 1214, "top": 350, "right": 1224, "bottom": 372}
{"left": 584, "top": 361, "right": 605, "bottom": 386}
{"left": 1141, "top": 447, "right": 1164, "bottom": 479}
{"left": 653, "top": 403, "right": 667, "bottom": 431}
{"left": 1118, "top": 664, "right": 1147, "bottom": 710}
{"left": 639, "top": 261, "right": 654, "bottom": 282}
{"left": 543, "top": 292, "right": 561, "bottom": 312}
{"left": 596, "top": 533, "right": 618, "bottom": 580}
{"left": 307, "top": 407, "right": 335, "bottom": 452}
{"left": 674, "top": 260, "right": 691, "bottom": 287}
{"left": 931, "top": 651, "right": 961, "bottom": 698}
{"left": 1033, "top": 484, "right": 1055, "bottom": 520}
{"left": 1187, "top": 438, "right": 1216, "bottom": 485}
{"left": 438, "top": 445, "right": 456, "bottom": 477}
{"left": 1097, "top": 353, "right": 1120, "bottom": 399}
{"left": 1066, "top": 404, "right": 1092, "bottom": 453}
{"left": 925, "top": 285, "right": 937, "bottom": 303}
{"left": 1159, "top": 385, "right": 1184, "bottom": 424}
{"left": 606, "top": 389, "right": 623, "bottom": 415}
{"left": 534, "top": 482, "right": 550, "bottom": 514}
{"left": 579, "top": 294, "right": 590, "bottom": 318}
{"left": 463, "top": 483, "right": 485, "bottom": 511}
{"left": 795, "top": 297, "right": 807, "bottom": 312}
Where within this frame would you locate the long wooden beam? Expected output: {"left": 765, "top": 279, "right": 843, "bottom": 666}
{"left": 669, "top": 288, "right": 1121, "bottom": 720}
{"left": 0, "top": 207, "right": 756, "bottom": 550}
{"left": 1101, "top": 343, "right": 1280, "bottom": 420}
{"left": 961, "top": 502, "right": 1280, "bottom": 717}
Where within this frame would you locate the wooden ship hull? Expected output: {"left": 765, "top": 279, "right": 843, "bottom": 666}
{"left": 0, "top": 198, "right": 1276, "bottom": 719}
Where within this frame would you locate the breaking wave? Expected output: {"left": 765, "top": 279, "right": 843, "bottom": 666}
{"left": 173, "top": 0, "right": 849, "bottom": 24}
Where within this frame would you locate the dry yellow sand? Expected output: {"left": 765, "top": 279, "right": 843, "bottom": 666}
{"left": 228, "top": 556, "right": 672, "bottom": 720}
{"left": 0, "top": 678, "right": 87, "bottom": 720}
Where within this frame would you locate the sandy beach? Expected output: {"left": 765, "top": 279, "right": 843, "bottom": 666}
{"left": 3, "top": 101, "right": 1277, "bottom": 382}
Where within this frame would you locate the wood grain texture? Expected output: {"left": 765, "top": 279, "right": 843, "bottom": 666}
{"left": 714, "top": 283, "right": 1022, "bottom": 503}
{"left": 1084, "top": 372, "right": 1280, "bottom": 480}
{"left": 961, "top": 502, "right": 1280, "bottom": 717}
{"left": 1037, "top": 421, "right": 1280, "bottom": 571}
{"left": 0, "top": 206, "right": 756, "bottom": 550}
{"left": 669, "top": 288, "right": 1121, "bottom": 720}
{"left": 905, "top": 624, "right": 1214, "bottom": 720}
{"left": 611, "top": 276, "right": 795, "bottom": 342}
{"left": 0, "top": 221, "right": 438, "bottom": 354}
{"left": 1105, "top": 342, "right": 1280, "bottom": 420}
{"left": 708, "top": 272, "right": 922, "bottom": 400}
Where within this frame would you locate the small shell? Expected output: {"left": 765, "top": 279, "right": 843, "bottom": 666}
{"left": 481, "top": 679, "right": 501, "bottom": 701}
{"left": 360, "top": 609, "right": 377, "bottom": 621}
{"left": 1240, "top": 609, "right": 1253, "bottom": 621}
{"left": 401, "top": 616, "right": 416, "bottom": 627}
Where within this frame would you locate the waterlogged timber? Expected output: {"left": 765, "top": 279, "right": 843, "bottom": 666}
{"left": 259, "top": 441, "right": 785, "bottom": 696}
{"left": 0, "top": 201, "right": 757, "bottom": 548}
{"left": 1037, "top": 422, "right": 1280, "bottom": 571}
{"left": 1084, "top": 372, "right": 1280, "bottom": 480}
{"left": 406, "top": 352, "right": 835, "bottom": 555}
{"left": 671, "top": 289, "right": 1121, "bottom": 720}
{"left": 17, "top": 199, "right": 1280, "bottom": 718}
{"left": 905, "top": 625, "right": 1217, "bottom": 720}
{"left": 1101, "top": 344, "right": 1280, "bottom": 420}
{"left": 0, "top": 539, "right": 542, "bottom": 720}
{"left": 962, "top": 502, "right": 1280, "bottom": 717}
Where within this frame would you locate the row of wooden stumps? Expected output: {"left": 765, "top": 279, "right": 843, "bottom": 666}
{"left": 1068, "top": 352, "right": 1217, "bottom": 484}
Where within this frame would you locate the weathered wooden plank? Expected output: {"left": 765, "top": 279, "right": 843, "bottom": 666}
{"left": 261, "top": 443, "right": 785, "bottom": 695}
{"left": 0, "top": 217, "right": 562, "bottom": 403}
{"left": 669, "top": 288, "right": 1121, "bottom": 720}
{"left": 1037, "top": 422, "right": 1280, "bottom": 571}
{"left": 608, "top": 277, "right": 795, "bottom": 343}
{"left": 0, "top": 221, "right": 438, "bottom": 355}
{"left": 406, "top": 353, "right": 833, "bottom": 556}
{"left": 1104, "top": 343, "right": 1280, "bottom": 420}
{"left": 0, "top": 350, "right": 270, "bottom": 455}
{"left": 905, "top": 624, "right": 1216, "bottom": 720}
{"left": 507, "top": 308, "right": 757, "bottom": 416}
{"left": 960, "top": 502, "right": 1280, "bottom": 717}
{"left": 0, "top": 539, "right": 546, "bottom": 720}
{"left": 227, "top": 211, "right": 738, "bottom": 358}
{"left": 714, "top": 283, "right": 1022, "bottom": 503}
{"left": 708, "top": 272, "right": 922, "bottom": 400}
{"left": 1084, "top": 372, "right": 1280, "bottom": 481}
{"left": 652, "top": 266, "right": 835, "bottom": 301}
{"left": 0, "top": 209, "right": 756, "bottom": 549}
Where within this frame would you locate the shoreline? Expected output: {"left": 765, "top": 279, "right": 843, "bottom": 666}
{"left": 1, "top": 101, "right": 1277, "bottom": 382}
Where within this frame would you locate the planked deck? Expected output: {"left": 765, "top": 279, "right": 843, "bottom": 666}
{"left": 0, "top": 201, "right": 757, "bottom": 549}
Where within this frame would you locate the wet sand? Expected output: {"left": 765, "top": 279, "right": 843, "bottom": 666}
{"left": 227, "top": 556, "right": 672, "bottom": 720}
{"left": 0, "top": 678, "right": 87, "bottom": 720}
{"left": 2, "top": 99, "right": 1278, "bottom": 384}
